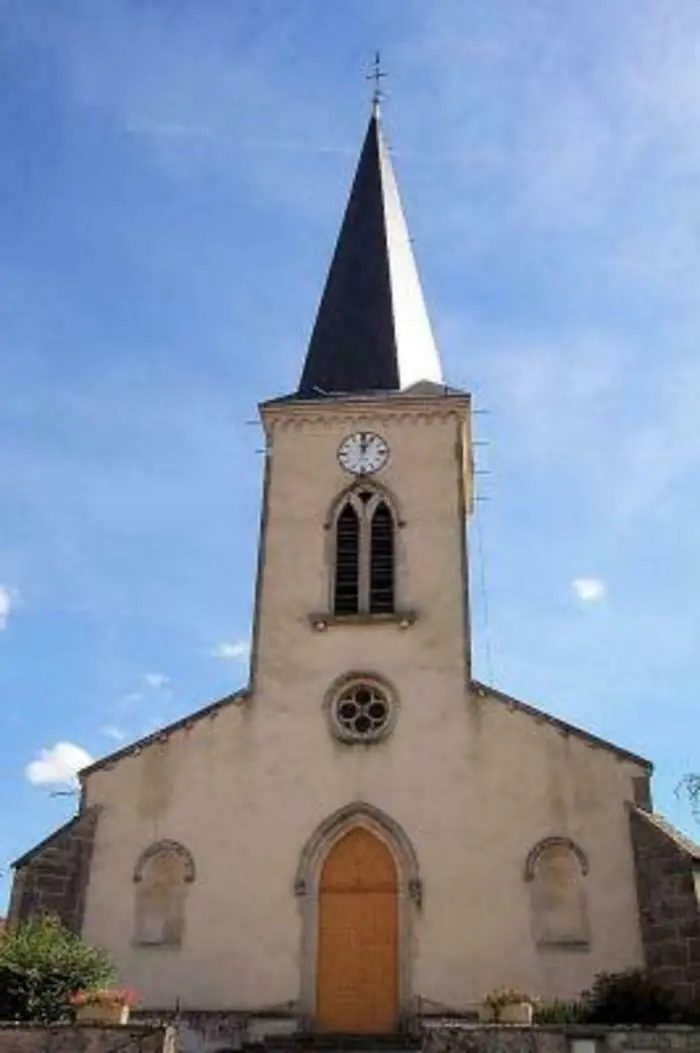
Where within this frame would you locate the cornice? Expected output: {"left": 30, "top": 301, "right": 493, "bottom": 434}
{"left": 261, "top": 402, "right": 470, "bottom": 434}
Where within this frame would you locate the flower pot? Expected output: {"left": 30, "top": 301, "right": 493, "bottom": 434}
{"left": 497, "top": 1002, "right": 533, "bottom": 1025}
{"left": 77, "top": 1003, "right": 130, "bottom": 1025}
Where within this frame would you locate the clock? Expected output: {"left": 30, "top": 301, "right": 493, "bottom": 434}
{"left": 337, "top": 431, "right": 390, "bottom": 475}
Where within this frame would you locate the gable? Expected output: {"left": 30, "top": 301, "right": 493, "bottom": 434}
{"left": 472, "top": 681, "right": 652, "bottom": 771}
{"left": 80, "top": 690, "right": 248, "bottom": 783}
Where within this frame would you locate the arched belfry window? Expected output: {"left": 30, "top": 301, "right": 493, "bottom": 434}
{"left": 370, "top": 502, "right": 394, "bottom": 613}
{"left": 335, "top": 504, "right": 360, "bottom": 614}
{"left": 333, "top": 489, "right": 396, "bottom": 616}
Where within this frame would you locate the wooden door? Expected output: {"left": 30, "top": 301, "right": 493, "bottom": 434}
{"left": 316, "top": 827, "right": 399, "bottom": 1033}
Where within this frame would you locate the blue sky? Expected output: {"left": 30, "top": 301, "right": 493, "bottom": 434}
{"left": 1, "top": 0, "right": 700, "bottom": 906}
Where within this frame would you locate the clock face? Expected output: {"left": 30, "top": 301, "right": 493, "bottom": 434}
{"left": 338, "top": 431, "right": 390, "bottom": 475}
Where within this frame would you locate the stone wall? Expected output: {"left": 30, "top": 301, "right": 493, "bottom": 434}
{"left": 8, "top": 808, "right": 99, "bottom": 935}
{"left": 629, "top": 805, "right": 700, "bottom": 1006}
{"left": 0, "top": 1023, "right": 174, "bottom": 1053}
{"left": 423, "top": 1024, "right": 700, "bottom": 1053}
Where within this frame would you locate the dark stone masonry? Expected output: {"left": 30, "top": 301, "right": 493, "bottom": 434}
{"left": 7, "top": 806, "right": 99, "bottom": 935}
{"left": 629, "top": 804, "right": 700, "bottom": 1006}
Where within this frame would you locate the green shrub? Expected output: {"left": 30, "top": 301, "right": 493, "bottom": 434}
{"left": 581, "top": 968, "right": 679, "bottom": 1025}
{"left": 534, "top": 999, "right": 585, "bottom": 1024}
{"left": 0, "top": 914, "right": 116, "bottom": 1023}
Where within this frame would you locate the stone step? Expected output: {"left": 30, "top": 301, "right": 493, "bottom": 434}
{"left": 263, "top": 1034, "right": 421, "bottom": 1053}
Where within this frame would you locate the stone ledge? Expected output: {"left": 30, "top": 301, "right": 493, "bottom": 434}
{"left": 308, "top": 610, "right": 418, "bottom": 631}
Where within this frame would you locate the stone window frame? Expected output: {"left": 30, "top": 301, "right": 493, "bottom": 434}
{"left": 294, "top": 801, "right": 422, "bottom": 1030}
{"left": 325, "top": 482, "right": 404, "bottom": 618}
{"left": 524, "top": 836, "right": 591, "bottom": 951}
{"left": 324, "top": 671, "right": 399, "bottom": 745}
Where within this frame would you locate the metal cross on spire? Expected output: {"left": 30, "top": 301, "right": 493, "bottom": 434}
{"left": 366, "top": 51, "right": 387, "bottom": 113}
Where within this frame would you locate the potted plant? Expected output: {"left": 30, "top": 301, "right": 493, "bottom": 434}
{"left": 483, "top": 986, "right": 535, "bottom": 1025}
{"left": 70, "top": 987, "right": 139, "bottom": 1025}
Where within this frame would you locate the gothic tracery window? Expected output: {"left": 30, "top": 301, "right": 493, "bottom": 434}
{"left": 333, "top": 489, "right": 396, "bottom": 615}
{"left": 326, "top": 676, "right": 398, "bottom": 743}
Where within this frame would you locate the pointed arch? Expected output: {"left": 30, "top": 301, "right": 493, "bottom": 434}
{"left": 327, "top": 484, "right": 402, "bottom": 617}
{"left": 324, "top": 480, "right": 405, "bottom": 530}
{"left": 294, "top": 802, "right": 421, "bottom": 1027}
{"left": 295, "top": 801, "right": 421, "bottom": 901}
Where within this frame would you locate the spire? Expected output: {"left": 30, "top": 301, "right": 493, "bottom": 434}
{"left": 297, "top": 109, "right": 444, "bottom": 397}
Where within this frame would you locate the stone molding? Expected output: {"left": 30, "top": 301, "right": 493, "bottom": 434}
{"left": 294, "top": 800, "right": 422, "bottom": 1026}
{"left": 134, "top": 840, "right": 196, "bottom": 884}
{"left": 294, "top": 799, "right": 422, "bottom": 900}
{"left": 263, "top": 404, "right": 469, "bottom": 435}
{"left": 323, "top": 477, "right": 406, "bottom": 529}
{"left": 524, "top": 836, "right": 590, "bottom": 881}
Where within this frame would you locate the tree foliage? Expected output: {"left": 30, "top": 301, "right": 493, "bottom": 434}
{"left": 581, "top": 969, "right": 681, "bottom": 1025}
{"left": 0, "top": 914, "right": 116, "bottom": 1023}
{"left": 678, "top": 774, "right": 700, "bottom": 819}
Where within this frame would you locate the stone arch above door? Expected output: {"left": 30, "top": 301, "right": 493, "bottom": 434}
{"left": 294, "top": 801, "right": 422, "bottom": 904}
{"left": 294, "top": 802, "right": 422, "bottom": 1030}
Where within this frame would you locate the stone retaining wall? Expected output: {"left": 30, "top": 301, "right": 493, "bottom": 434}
{"left": 0, "top": 1023, "right": 175, "bottom": 1053}
{"left": 423, "top": 1024, "right": 700, "bottom": 1053}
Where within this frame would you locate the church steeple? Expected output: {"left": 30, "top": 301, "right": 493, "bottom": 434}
{"left": 298, "top": 107, "right": 444, "bottom": 397}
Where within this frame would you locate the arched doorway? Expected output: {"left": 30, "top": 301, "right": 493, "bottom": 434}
{"left": 316, "top": 827, "right": 399, "bottom": 1033}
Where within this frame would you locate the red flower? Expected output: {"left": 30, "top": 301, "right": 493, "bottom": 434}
{"left": 70, "top": 988, "right": 139, "bottom": 1008}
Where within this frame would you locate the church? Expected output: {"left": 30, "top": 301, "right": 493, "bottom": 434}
{"left": 8, "top": 103, "right": 700, "bottom": 1035}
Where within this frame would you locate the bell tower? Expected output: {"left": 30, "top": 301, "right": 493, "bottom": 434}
{"left": 250, "top": 106, "right": 474, "bottom": 711}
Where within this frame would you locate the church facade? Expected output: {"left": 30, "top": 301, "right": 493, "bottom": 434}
{"left": 9, "top": 107, "right": 700, "bottom": 1034}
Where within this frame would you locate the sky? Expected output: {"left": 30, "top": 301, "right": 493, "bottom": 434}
{"left": 1, "top": 0, "right": 700, "bottom": 906}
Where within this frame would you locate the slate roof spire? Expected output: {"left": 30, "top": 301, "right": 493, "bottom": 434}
{"left": 297, "top": 105, "right": 444, "bottom": 396}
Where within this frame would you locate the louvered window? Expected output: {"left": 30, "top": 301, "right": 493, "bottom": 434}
{"left": 333, "top": 490, "right": 396, "bottom": 616}
{"left": 334, "top": 504, "right": 360, "bottom": 614}
{"left": 370, "top": 502, "right": 394, "bottom": 613}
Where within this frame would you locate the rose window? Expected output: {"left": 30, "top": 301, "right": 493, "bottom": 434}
{"left": 329, "top": 681, "right": 396, "bottom": 743}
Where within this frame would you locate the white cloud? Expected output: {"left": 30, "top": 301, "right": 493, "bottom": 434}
{"left": 25, "top": 742, "right": 94, "bottom": 786}
{"left": 100, "top": 725, "right": 126, "bottom": 743}
{"left": 572, "top": 577, "right": 607, "bottom": 603}
{"left": 210, "top": 639, "right": 250, "bottom": 660}
{"left": 142, "top": 672, "right": 170, "bottom": 689}
{"left": 0, "top": 585, "right": 19, "bottom": 629}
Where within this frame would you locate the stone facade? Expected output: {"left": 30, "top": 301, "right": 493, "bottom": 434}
{"left": 7, "top": 807, "right": 99, "bottom": 934}
{"left": 0, "top": 1024, "right": 174, "bottom": 1053}
{"left": 8, "top": 397, "right": 653, "bottom": 1017}
{"left": 629, "top": 806, "right": 700, "bottom": 1006}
